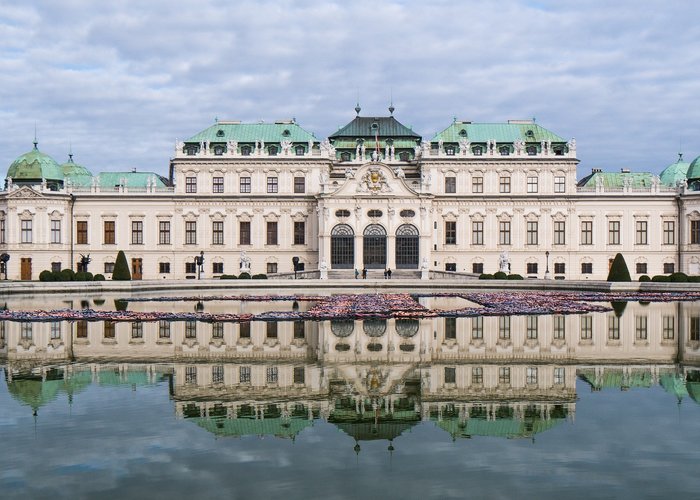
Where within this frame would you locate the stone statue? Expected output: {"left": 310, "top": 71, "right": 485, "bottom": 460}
{"left": 514, "top": 139, "right": 525, "bottom": 154}
{"left": 319, "top": 169, "right": 329, "bottom": 185}
{"left": 228, "top": 140, "right": 238, "bottom": 155}
{"left": 371, "top": 150, "right": 379, "bottom": 162}
{"left": 498, "top": 251, "right": 510, "bottom": 273}
{"left": 176, "top": 140, "right": 184, "bottom": 153}
{"left": 319, "top": 259, "right": 328, "bottom": 271}
{"left": 421, "top": 170, "right": 431, "bottom": 187}
{"left": 308, "top": 140, "right": 314, "bottom": 155}
{"left": 345, "top": 167, "right": 354, "bottom": 179}
{"left": 239, "top": 251, "right": 251, "bottom": 271}
{"left": 395, "top": 166, "right": 405, "bottom": 178}
{"left": 281, "top": 139, "right": 292, "bottom": 155}
{"left": 421, "top": 257, "right": 429, "bottom": 270}
{"left": 458, "top": 138, "right": 470, "bottom": 155}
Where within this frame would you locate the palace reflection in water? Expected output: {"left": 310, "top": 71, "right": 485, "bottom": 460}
{"left": 2, "top": 297, "right": 700, "bottom": 444}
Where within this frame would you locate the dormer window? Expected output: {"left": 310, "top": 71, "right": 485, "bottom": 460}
{"left": 445, "top": 146, "right": 455, "bottom": 156}
{"left": 553, "top": 146, "right": 564, "bottom": 156}
{"left": 213, "top": 145, "right": 225, "bottom": 156}
{"left": 241, "top": 145, "right": 252, "bottom": 156}
{"left": 341, "top": 152, "right": 352, "bottom": 162}
{"left": 472, "top": 146, "right": 483, "bottom": 156}
{"left": 459, "top": 129, "right": 467, "bottom": 137}
{"left": 499, "top": 146, "right": 510, "bottom": 156}
{"left": 185, "top": 145, "right": 197, "bottom": 156}
{"left": 216, "top": 129, "right": 225, "bottom": 137}
{"left": 295, "top": 145, "right": 305, "bottom": 156}
{"left": 399, "top": 151, "right": 410, "bottom": 161}
{"left": 526, "top": 146, "right": 537, "bottom": 156}
{"left": 526, "top": 130, "right": 535, "bottom": 138}
{"left": 282, "top": 129, "right": 291, "bottom": 137}
{"left": 268, "top": 145, "right": 278, "bottom": 156}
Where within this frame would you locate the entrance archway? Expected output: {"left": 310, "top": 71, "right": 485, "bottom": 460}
{"left": 395, "top": 224, "right": 419, "bottom": 269}
{"left": 331, "top": 224, "right": 354, "bottom": 269}
{"left": 363, "top": 224, "right": 386, "bottom": 269}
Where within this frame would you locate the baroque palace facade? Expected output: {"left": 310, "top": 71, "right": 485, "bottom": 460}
{"left": 2, "top": 108, "right": 700, "bottom": 280}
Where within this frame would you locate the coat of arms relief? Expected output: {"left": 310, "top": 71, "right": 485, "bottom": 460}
{"left": 357, "top": 167, "right": 392, "bottom": 194}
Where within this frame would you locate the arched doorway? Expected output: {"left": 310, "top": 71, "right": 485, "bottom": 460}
{"left": 331, "top": 224, "right": 354, "bottom": 269}
{"left": 363, "top": 224, "right": 387, "bottom": 269}
{"left": 395, "top": 224, "right": 419, "bottom": 269}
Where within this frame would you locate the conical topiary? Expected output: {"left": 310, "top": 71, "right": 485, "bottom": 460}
{"left": 112, "top": 250, "right": 131, "bottom": 281}
{"left": 607, "top": 253, "right": 631, "bottom": 282}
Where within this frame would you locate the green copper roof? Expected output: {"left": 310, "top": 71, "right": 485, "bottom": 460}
{"left": 433, "top": 415, "right": 564, "bottom": 439}
{"left": 329, "top": 116, "right": 421, "bottom": 140}
{"left": 331, "top": 139, "right": 420, "bottom": 149}
{"left": 61, "top": 154, "right": 92, "bottom": 178}
{"left": 578, "top": 369, "right": 653, "bottom": 390}
{"left": 431, "top": 121, "right": 566, "bottom": 143}
{"left": 659, "top": 156, "right": 690, "bottom": 186}
{"left": 686, "top": 155, "right": 700, "bottom": 180}
{"left": 191, "top": 415, "right": 313, "bottom": 439}
{"left": 659, "top": 373, "right": 689, "bottom": 401}
{"left": 7, "top": 143, "right": 64, "bottom": 181}
{"left": 96, "top": 171, "right": 170, "bottom": 189}
{"left": 577, "top": 171, "right": 657, "bottom": 189}
{"left": 185, "top": 121, "right": 318, "bottom": 144}
{"left": 7, "top": 370, "right": 92, "bottom": 411}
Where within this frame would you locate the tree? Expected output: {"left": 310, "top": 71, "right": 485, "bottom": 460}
{"left": 607, "top": 253, "right": 631, "bottom": 282}
{"left": 112, "top": 250, "right": 131, "bottom": 280}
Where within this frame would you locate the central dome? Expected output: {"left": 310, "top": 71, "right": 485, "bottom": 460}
{"left": 7, "top": 142, "right": 63, "bottom": 183}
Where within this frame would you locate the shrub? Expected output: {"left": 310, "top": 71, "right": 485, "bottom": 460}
{"left": 669, "top": 272, "right": 689, "bottom": 283}
{"left": 112, "top": 250, "right": 131, "bottom": 280}
{"left": 51, "top": 271, "right": 62, "bottom": 281}
{"left": 479, "top": 273, "right": 494, "bottom": 280}
{"left": 507, "top": 274, "right": 524, "bottom": 280}
{"left": 607, "top": 253, "right": 631, "bottom": 282}
{"left": 689, "top": 275, "right": 700, "bottom": 283}
{"left": 638, "top": 275, "right": 651, "bottom": 282}
{"left": 220, "top": 274, "right": 238, "bottom": 279}
{"left": 493, "top": 271, "right": 508, "bottom": 280}
{"left": 252, "top": 273, "right": 268, "bottom": 279}
{"left": 60, "top": 269, "right": 76, "bottom": 281}
{"left": 238, "top": 272, "right": 251, "bottom": 279}
{"left": 75, "top": 271, "right": 93, "bottom": 281}
{"left": 39, "top": 270, "right": 55, "bottom": 282}
{"left": 651, "top": 275, "right": 670, "bottom": 282}
{"left": 93, "top": 274, "right": 105, "bottom": 281}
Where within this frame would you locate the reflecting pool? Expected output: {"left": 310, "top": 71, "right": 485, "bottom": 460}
{"left": 2, "top": 292, "right": 700, "bottom": 499}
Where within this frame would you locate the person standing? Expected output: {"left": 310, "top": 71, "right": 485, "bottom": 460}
{"left": 355, "top": 268, "right": 359, "bottom": 279}
{"left": 362, "top": 268, "right": 367, "bottom": 279}
{"left": 387, "top": 268, "right": 392, "bottom": 279}
{"left": 384, "top": 269, "right": 388, "bottom": 279}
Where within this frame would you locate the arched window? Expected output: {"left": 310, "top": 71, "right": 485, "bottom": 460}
{"left": 399, "top": 151, "right": 410, "bottom": 161}
{"left": 472, "top": 146, "right": 483, "bottom": 156}
{"left": 268, "top": 145, "right": 278, "bottom": 156}
{"left": 341, "top": 152, "right": 352, "bottom": 162}
{"left": 526, "top": 145, "right": 537, "bottom": 156}
{"left": 499, "top": 146, "right": 510, "bottom": 156}
{"left": 363, "top": 319, "right": 387, "bottom": 337}
{"left": 445, "top": 146, "right": 455, "bottom": 156}
{"left": 396, "top": 319, "right": 419, "bottom": 338}
{"left": 331, "top": 224, "right": 354, "bottom": 269}
{"left": 399, "top": 209, "right": 415, "bottom": 218}
{"left": 331, "top": 320, "right": 354, "bottom": 337}
{"left": 335, "top": 209, "right": 351, "bottom": 218}
{"left": 396, "top": 224, "right": 419, "bottom": 269}
{"left": 367, "top": 209, "right": 383, "bottom": 218}
{"left": 213, "top": 145, "right": 225, "bottom": 156}
{"left": 363, "top": 224, "right": 387, "bottom": 269}
{"left": 241, "top": 145, "right": 252, "bottom": 156}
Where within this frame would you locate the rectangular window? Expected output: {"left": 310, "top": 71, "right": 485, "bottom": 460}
{"left": 692, "top": 221, "right": 700, "bottom": 244}
{"left": 499, "top": 221, "right": 511, "bottom": 245}
{"left": 185, "top": 221, "right": 197, "bottom": 245}
{"left": 663, "top": 221, "right": 675, "bottom": 245}
{"left": 212, "top": 221, "right": 224, "bottom": 245}
{"left": 526, "top": 367, "right": 538, "bottom": 385}
{"left": 240, "top": 176, "right": 251, "bottom": 193}
{"left": 554, "top": 176, "right": 566, "bottom": 193}
{"left": 267, "top": 262, "right": 278, "bottom": 274}
{"left": 185, "top": 366, "right": 197, "bottom": 384}
{"left": 159, "top": 221, "right": 171, "bottom": 245}
{"left": 293, "top": 366, "right": 305, "bottom": 384}
{"left": 580, "top": 221, "right": 593, "bottom": 246}
{"left": 472, "top": 176, "right": 483, "bottom": 193}
{"left": 472, "top": 262, "right": 484, "bottom": 274}
{"left": 471, "top": 316, "right": 483, "bottom": 339}
{"left": 527, "top": 176, "right": 538, "bottom": 193}
{"left": 21, "top": 220, "right": 32, "bottom": 243}
{"left": 51, "top": 262, "right": 61, "bottom": 273}
{"left": 609, "top": 221, "right": 621, "bottom": 245}
{"left": 185, "top": 262, "right": 197, "bottom": 274}
{"left": 527, "top": 221, "right": 538, "bottom": 245}
{"left": 445, "top": 176, "right": 456, "bottom": 193}
{"left": 294, "top": 321, "right": 305, "bottom": 339}
{"left": 294, "top": 177, "right": 306, "bottom": 193}
{"left": 472, "top": 367, "right": 483, "bottom": 384}
{"left": 499, "top": 367, "right": 510, "bottom": 385}
{"left": 527, "top": 262, "right": 538, "bottom": 275}
{"left": 159, "top": 320, "right": 171, "bottom": 338}
{"left": 239, "top": 221, "right": 251, "bottom": 245}
{"left": 472, "top": 221, "right": 483, "bottom": 245}
{"left": 103, "top": 221, "right": 115, "bottom": 245}
{"left": 554, "top": 221, "right": 566, "bottom": 245}
{"left": 159, "top": 262, "right": 170, "bottom": 274}
{"left": 0, "top": 219, "right": 5, "bottom": 244}
{"left": 76, "top": 321, "right": 88, "bottom": 338}
{"left": 51, "top": 220, "right": 62, "bottom": 244}
{"left": 267, "top": 177, "right": 278, "bottom": 193}
{"left": 445, "top": 317, "right": 457, "bottom": 339}
{"left": 294, "top": 221, "right": 305, "bottom": 245}
{"left": 553, "top": 315, "right": 566, "bottom": 339}
{"left": 77, "top": 221, "right": 88, "bottom": 244}
{"left": 266, "top": 221, "right": 278, "bottom": 245}
{"left": 581, "top": 262, "right": 593, "bottom": 274}
{"left": 185, "top": 320, "right": 197, "bottom": 338}
{"left": 499, "top": 176, "right": 511, "bottom": 193}
{"left": 691, "top": 317, "right": 700, "bottom": 342}
{"left": 445, "top": 221, "right": 457, "bottom": 245}
{"left": 131, "top": 322, "right": 143, "bottom": 339}
{"left": 185, "top": 176, "right": 197, "bottom": 193}
{"left": 580, "top": 315, "right": 593, "bottom": 339}
{"left": 445, "top": 263, "right": 457, "bottom": 272}
{"left": 608, "top": 315, "right": 620, "bottom": 340}
{"left": 51, "top": 321, "right": 62, "bottom": 340}
{"left": 212, "top": 322, "right": 224, "bottom": 339}
{"left": 104, "top": 262, "right": 115, "bottom": 274}
{"left": 212, "top": 365, "right": 224, "bottom": 384}
{"left": 635, "top": 316, "right": 648, "bottom": 340}
{"left": 239, "top": 322, "right": 251, "bottom": 338}
{"left": 636, "top": 262, "right": 647, "bottom": 274}
{"left": 554, "top": 262, "right": 566, "bottom": 274}
{"left": 212, "top": 176, "right": 224, "bottom": 193}
{"left": 527, "top": 316, "right": 538, "bottom": 339}
{"left": 240, "top": 366, "right": 251, "bottom": 383}
{"left": 664, "top": 262, "right": 675, "bottom": 274}
{"left": 212, "top": 262, "right": 224, "bottom": 274}
{"left": 444, "top": 367, "right": 456, "bottom": 384}
{"left": 266, "top": 366, "right": 278, "bottom": 384}
{"left": 266, "top": 322, "right": 278, "bottom": 339}
{"left": 636, "top": 220, "right": 648, "bottom": 245}
{"left": 131, "top": 221, "right": 143, "bottom": 245}
{"left": 554, "top": 367, "right": 565, "bottom": 385}
{"left": 103, "top": 321, "right": 114, "bottom": 339}
{"left": 499, "top": 316, "right": 511, "bottom": 340}
{"left": 662, "top": 316, "right": 675, "bottom": 340}
{"left": 21, "top": 322, "right": 32, "bottom": 339}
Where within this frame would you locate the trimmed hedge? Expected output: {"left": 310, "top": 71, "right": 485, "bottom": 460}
{"left": 60, "top": 269, "right": 76, "bottom": 281}
{"left": 651, "top": 275, "right": 670, "bottom": 282}
{"left": 607, "top": 253, "right": 631, "bottom": 282}
{"left": 220, "top": 274, "right": 238, "bottom": 280}
{"left": 479, "top": 273, "right": 494, "bottom": 280}
{"left": 252, "top": 273, "right": 268, "bottom": 279}
{"left": 39, "top": 270, "right": 54, "bottom": 281}
{"left": 112, "top": 250, "right": 131, "bottom": 280}
{"left": 507, "top": 274, "right": 524, "bottom": 280}
{"left": 669, "top": 272, "right": 689, "bottom": 283}
{"left": 493, "top": 271, "right": 508, "bottom": 280}
{"left": 238, "top": 272, "right": 251, "bottom": 279}
{"left": 93, "top": 274, "right": 105, "bottom": 281}
{"left": 638, "top": 275, "right": 651, "bottom": 282}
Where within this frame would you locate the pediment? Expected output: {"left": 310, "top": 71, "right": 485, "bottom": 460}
{"left": 328, "top": 163, "right": 419, "bottom": 197}
{"left": 6, "top": 186, "right": 45, "bottom": 199}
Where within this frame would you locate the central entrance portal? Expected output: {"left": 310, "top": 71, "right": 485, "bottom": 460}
{"left": 363, "top": 224, "right": 386, "bottom": 269}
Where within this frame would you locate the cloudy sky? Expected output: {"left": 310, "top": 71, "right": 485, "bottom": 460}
{"left": 1, "top": 0, "right": 699, "bottom": 177}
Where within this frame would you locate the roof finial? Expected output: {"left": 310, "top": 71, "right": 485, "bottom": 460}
{"left": 355, "top": 101, "right": 361, "bottom": 116}
{"left": 532, "top": 116, "right": 536, "bottom": 123}
{"left": 678, "top": 152, "right": 684, "bottom": 162}
{"left": 388, "top": 88, "right": 394, "bottom": 115}
{"left": 68, "top": 140, "right": 73, "bottom": 162}
{"left": 33, "top": 123, "right": 38, "bottom": 149}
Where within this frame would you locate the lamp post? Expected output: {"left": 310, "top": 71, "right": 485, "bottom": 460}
{"left": 0, "top": 253, "right": 9, "bottom": 280}
{"left": 544, "top": 251, "right": 551, "bottom": 280}
{"left": 194, "top": 251, "right": 204, "bottom": 280}
{"left": 292, "top": 256, "right": 299, "bottom": 280}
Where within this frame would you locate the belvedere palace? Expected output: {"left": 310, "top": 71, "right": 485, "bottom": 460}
{"left": 2, "top": 108, "right": 700, "bottom": 281}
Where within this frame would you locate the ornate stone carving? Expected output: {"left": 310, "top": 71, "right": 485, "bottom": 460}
{"left": 357, "top": 167, "right": 391, "bottom": 194}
